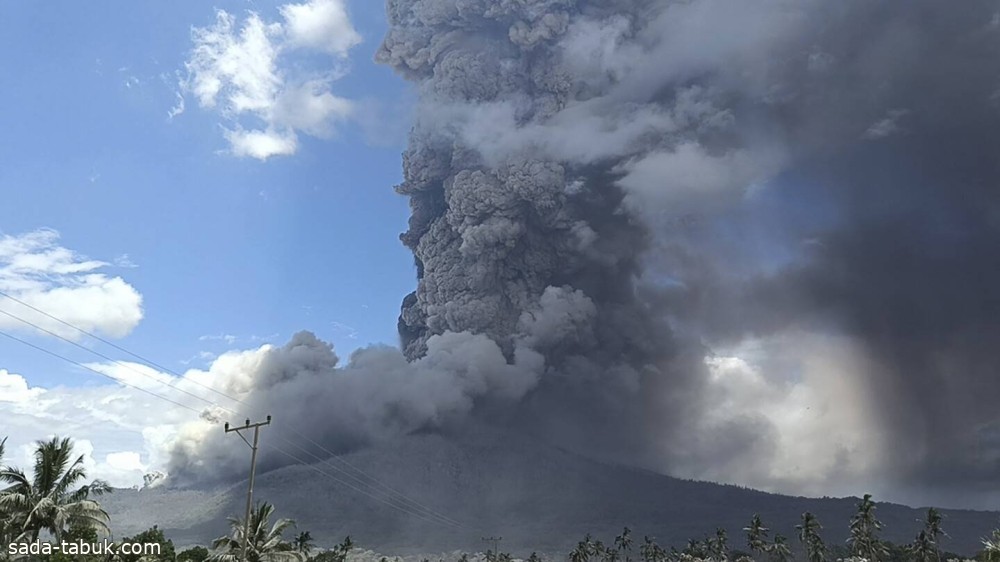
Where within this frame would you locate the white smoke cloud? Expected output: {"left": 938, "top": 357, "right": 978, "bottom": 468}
{"left": 616, "top": 142, "right": 790, "bottom": 216}
{"left": 166, "top": 331, "right": 546, "bottom": 484}
{"left": 671, "top": 333, "right": 890, "bottom": 499}
{"left": 181, "top": 0, "right": 360, "bottom": 160}
{"left": 0, "top": 330, "right": 546, "bottom": 488}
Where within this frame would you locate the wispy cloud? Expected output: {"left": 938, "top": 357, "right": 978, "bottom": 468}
{"left": 167, "top": 91, "right": 185, "bottom": 120}
{"left": 199, "top": 333, "right": 238, "bottom": 344}
{"left": 113, "top": 254, "right": 139, "bottom": 269}
{"left": 180, "top": 351, "right": 218, "bottom": 366}
{"left": 330, "top": 320, "right": 358, "bottom": 340}
{"left": 180, "top": 0, "right": 361, "bottom": 160}
{"left": 863, "top": 108, "right": 909, "bottom": 140}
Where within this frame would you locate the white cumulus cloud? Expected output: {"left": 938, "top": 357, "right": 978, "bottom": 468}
{"left": 280, "top": 0, "right": 361, "bottom": 55}
{"left": 0, "top": 369, "right": 46, "bottom": 403}
{"left": 181, "top": 0, "right": 361, "bottom": 160}
{"left": 0, "top": 229, "right": 144, "bottom": 340}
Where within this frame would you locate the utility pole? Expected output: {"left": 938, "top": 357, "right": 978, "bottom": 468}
{"left": 482, "top": 537, "right": 502, "bottom": 561}
{"left": 226, "top": 415, "right": 271, "bottom": 562}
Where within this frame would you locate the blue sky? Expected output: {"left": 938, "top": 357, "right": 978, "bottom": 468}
{"left": 0, "top": 0, "right": 416, "bottom": 392}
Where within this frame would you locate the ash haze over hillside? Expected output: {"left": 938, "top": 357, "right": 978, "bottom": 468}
{"left": 168, "top": 0, "right": 1000, "bottom": 509}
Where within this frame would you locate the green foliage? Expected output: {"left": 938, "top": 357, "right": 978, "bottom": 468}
{"left": 729, "top": 549, "right": 753, "bottom": 561}
{"left": 848, "top": 494, "right": 889, "bottom": 562}
{"left": 616, "top": 528, "right": 634, "bottom": 562}
{"left": 768, "top": 534, "right": 792, "bottom": 562}
{"left": 210, "top": 502, "right": 303, "bottom": 562}
{"left": 47, "top": 524, "right": 104, "bottom": 562}
{"left": 178, "top": 546, "right": 211, "bottom": 562}
{"left": 294, "top": 532, "right": 315, "bottom": 556}
{"left": 639, "top": 536, "right": 667, "bottom": 562}
{"left": 308, "top": 536, "right": 353, "bottom": 562}
{"left": 744, "top": 514, "right": 770, "bottom": 557}
{"left": 981, "top": 526, "right": 1000, "bottom": 562}
{"left": 909, "top": 508, "right": 946, "bottom": 562}
{"left": 119, "top": 525, "right": 176, "bottom": 562}
{"left": 0, "top": 436, "right": 111, "bottom": 543}
{"left": 709, "top": 528, "right": 729, "bottom": 562}
{"left": 797, "top": 512, "right": 826, "bottom": 562}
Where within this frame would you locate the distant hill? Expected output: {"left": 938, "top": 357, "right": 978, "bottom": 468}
{"left": 101, "top": 427, "right": 998, "bottom": 557}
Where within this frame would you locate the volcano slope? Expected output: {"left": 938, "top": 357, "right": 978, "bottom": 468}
{"left": 101, "top": 426, "right": 998, "bottom": 556}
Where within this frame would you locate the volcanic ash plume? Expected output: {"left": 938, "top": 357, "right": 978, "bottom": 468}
{"left": 169, "top": 0, "right": 1000, "bottom": 507}
{"left": 373, "top": 0, "right": 1000, "bottom": 504}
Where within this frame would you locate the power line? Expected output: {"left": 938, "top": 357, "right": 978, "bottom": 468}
{"left": 0, "top": 293, "right": 467, "bottom": 529}
{"left": 265, "top": 441, "right": 466, "bottom": 530}
{"left": 0, "top": 290, "right": 466, "bottom": 526}
{"left": 0, "top": 320, "right": 464, "bottom": 529}
{"left": 0, "top": 328, "right": 204, "bottom": 416}
{"left": 0, "top": 289, "right": 239, "bottom": 404}
{"left": 0, "top": 308, "right": 230, "bottom": 411}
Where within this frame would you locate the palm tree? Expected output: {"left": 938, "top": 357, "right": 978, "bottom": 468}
{"left": 768, "top": 535, "right": 792, "bottom": 562}
{"left": 639, "top": 536, "right": 664, "bottom": 562}
{"left": 0, "top": 437, "right": 10, "bottom": 545}
{"left": 909, "top": 530, "right": 936, "bottom": 562}
{"left": 982, "top": 526, "right": 1000, "bottom": 562}
{"left": 744, "top": 514, "right": 770, "bottom": 558}
{"left": 293, "top": 531, "right": 314, "bottom": 556}
{"left": 847, "top": 494, "right": 888, "bottom": 562}
{"left": 570, "top": 540, "right": 590, "bottom": 562}
{"left": 921, "top": 508, "right": 946, "bottom": 562}
{"left": 797, "top": 512, "right": 826, "bottom": 562}
{"left": 0, "top": 436, "right": 111, "bottom": 542}
{"left": 710, "top": 528, "right": 729, "bottom": 562}
{"left": 615, "top": 527, "right": 633, "bottom": 562}
{"left": 209, "top": 502, "right": 304, "bottom": 562}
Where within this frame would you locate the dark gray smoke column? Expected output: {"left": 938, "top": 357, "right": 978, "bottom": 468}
{"left": 380, "top": 5, "right": 637, "bottom": 361}
{"left": 375, "top": 0, "right": 703, "bottom": 464}
{"left": 375, "top": 0, "right": 1000, "bottom": 507}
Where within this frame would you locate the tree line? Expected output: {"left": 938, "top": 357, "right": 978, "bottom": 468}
{"left": 4, "top": 436, "right": 1000, "bottom": 562}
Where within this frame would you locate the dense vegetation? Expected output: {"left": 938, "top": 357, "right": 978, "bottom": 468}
{"left": 2, "top": 436, "right": 999, "bottom": 562}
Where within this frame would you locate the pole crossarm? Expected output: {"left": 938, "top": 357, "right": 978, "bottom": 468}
{"left": 482, "top": 536, "right": 503, "bottom": 559}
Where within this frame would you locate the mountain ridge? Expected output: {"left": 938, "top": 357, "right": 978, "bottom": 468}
{"left": 102, "top": 428, "right": 999, "bottom": 556}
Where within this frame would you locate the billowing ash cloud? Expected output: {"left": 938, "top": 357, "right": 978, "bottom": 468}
{"left": 169, "top": 0, "right": 1000, "bottom": 508}
{"left": 166, "top": 331, "right": 542, "bottom": 486}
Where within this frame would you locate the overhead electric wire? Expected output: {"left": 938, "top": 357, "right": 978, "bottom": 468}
{"left": 0, "top": 328, "right": 204, "bottom": 416}
{"left": 0, "top": 292, "right": 467, "bottom": 529}
{"left": 265, "top": 440, "right": 466, "bottom": 530}
{"left": 0, "top": 307, "right": 232, "bottom": 411}
{"left": 0, "top": 289, "right": 241, "bottom": 405}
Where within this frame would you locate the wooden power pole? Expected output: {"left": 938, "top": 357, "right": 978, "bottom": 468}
{"left": 482, "top": 537, "right": 503, "bottom": 561}
{"left": 226, "top": 415, "right": 272, "bottom": 562}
